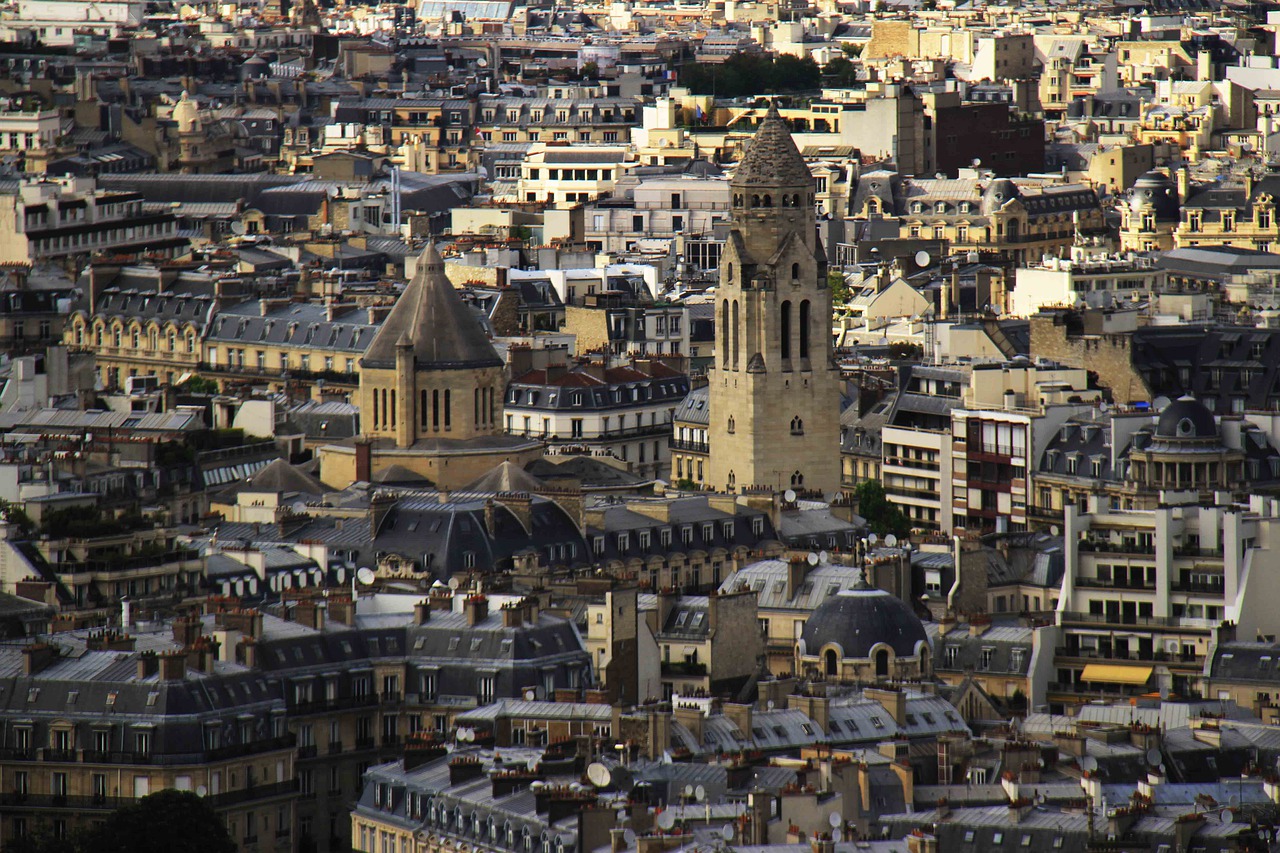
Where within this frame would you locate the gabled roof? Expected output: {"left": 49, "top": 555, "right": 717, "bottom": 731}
{"left": 361, "top": 244, "right": 503, "bottom": 370}
{"left": 461, "top": 460, "right": 547, "bottom": 494}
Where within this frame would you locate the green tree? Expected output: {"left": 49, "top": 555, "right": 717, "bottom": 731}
{"left": 676, "top": 52, "right": 821, "bottom": 96}
{"left": 84, "top": 791, "right": 236, "bottom": 853}
{"left": 854, "top": 480, "right": 911, "bottom": 538}
{"left": 822, "top": 56, "right": 860, "bottom": 87}
{"left": 177, "top": 375, "right": 219, "bottom": 394}
{"left": 827, "top": 269, "right": 851, "bottom": 305}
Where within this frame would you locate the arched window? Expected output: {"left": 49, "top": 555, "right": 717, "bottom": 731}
{"left": 763, "top": 195, "right": 772, "bottom": 207}
{"left": 875, "top": 649, "right": 890, "bottom": 678}
{"left": 727, "top": 416, "right": 735, "bottom": 434}
{"left": 791, "top": 471, "right": 804, "bottom": 487}
{"left": 780, "top": 300, "right": 792, "bottom": 359}
{"left": 731, "top": 300, "right": 740, "bottom": 368}
{"left": 791, "top": 262, "right": 800, "bottom": 280}
{"left": 733, "top": 194, "right": 742, "bottom": 207}
{"left": 728, "top": 470, "right": 736, "bottom": 488}
{"left": 825, "top": 649, "right": 838, "bottom": 677}
{"left": 751, "top": 194, "right": 760, "bottom": 207}
{"left": 799, "top": 300, "right": 811, "bottom": 359}
{"left": 720, "top": 299, "right": 729, "bottom": 367}
{"left": 790, "top": 416, "right": 804, "bottom": 435}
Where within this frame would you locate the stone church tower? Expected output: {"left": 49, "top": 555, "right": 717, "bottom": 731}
{"left": 358, "top": 244, "right": 507, "bottom": 448}
{"left": 707, "top": 106, "right": 842, "bottom": 497}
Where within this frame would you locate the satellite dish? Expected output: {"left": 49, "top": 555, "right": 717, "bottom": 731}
{"left": 784, "top": 489, "right": 797, "bottom": 503}
{"left": 684, "top": 785, "right": 694, "bottom": 797}
{"left": 914, "top": 250, "right": 931, "bottom": 268}
{"left": 1158, "top": 763, "right": 1166, "bottom": 774}
{"left": 829, "top": 813, "right": 843, "bottom": 829}
{"left": 807, "top": 552, "right": 820, "bottom": 566}
{"left": 657, "top": 812, "right": 676, "bottom": 831}
{"left": 229, "top": 221, "right": 246, "bottom": 235}
{"left": 694, "top": 785, "right": 706, "bottom": 802}
{"left": 1223, "top": 809, "right": 1236, "bottom": 825}
{"left": 819, "top": 550, "right": 829, "bottom": 563}
{"left": 624, "top": 830, "right": 638, "bottom": 846}
{"left": 661, "top": 751, "right": 673, "bottom": 764}
{"left": 1050, "top": 525, "right": 1060, "bottom": 537}
{"left": 356, "top": 567, "right": 375, "bottom": 585}
{"left": 767, "top": 699, "right": 775, "bottom": 710}
{"left": 477, "top": 57, "right": 489, "bottom": 67}
{"left": 720, "top": 825, "right": 735, "bottom": 841}
{"left": 885, "top": 534, "right": 898, "bottom": 548}
{"left": 196, "top": 785, "right": 208, "bottom": 797}
{"left": 1153, "top": 395, "right": 1172, "bottom": 412}
{"left": 868, "top": 533, "right": 879, "bottom": 545}
{"left": 1099, "top": 401, "right": 1110, "bottom": 413}
{"left": 524, "top": 688, "right": 537, "bottom": 701}
{"left": 1080, "top": 756, "right": 1098, "bottom": 773}
{"left": 587, "top": 763, "right": 611, "bottom": 788}
{"left": 448, "top": 577, "right": 461, "bottom": 590}
{"left": 972, "top": 158, "right": 982, "bottom": 167}
{"left": 1146, "top": 748, "right": 1162, "bottom": 766}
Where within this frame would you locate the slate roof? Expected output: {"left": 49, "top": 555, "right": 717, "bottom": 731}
{"left": 208, "top": 301, "right": 377, "bottom": 354}
{"left": 362, "top": 245, "right": 503, "bottom": 370}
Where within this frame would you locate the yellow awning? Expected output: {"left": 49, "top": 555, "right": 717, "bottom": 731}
{"left": 1080, "top": 664, "right": 1153, "bottom": 685}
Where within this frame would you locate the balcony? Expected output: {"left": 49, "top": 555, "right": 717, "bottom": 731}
{"left": 1060, "top": 610, "right": 1183, "bottom": 629}
{"left": 206, "top": 780, "right": 298, "bottom": 809}
{"left": 668, "top": 438, "right": 709, "bottom": 453}
{"left": 380, "top": 691, "right": 402, "bottom": 705}
{"left": 354, "top": 737, "right": 376, "bottom": 751}
{"left": 661, "top": 661, "right": 707, "bottom": 678}
{"left": 0, "top": 749, "right": 35, "bottom": 762}
{"left": 1073, "top": 577, "right": 1155, "bottom": 592}
{"left": 297, "top": 745, "right": 317, "bottom": 759}
{"left": 42, "top": 749, "right": 76, "bottom": 763}
{"left": 1078, "top": 540, "right": 1156, "bottom": 555}
{"left": 1170, "top": 580, "right": 1225, "bottom": 595}
{"left": 381, "top": 734, "right": 400, "bottom": 747}
{"left": 327, "top": 742, "right": 343, "bottom": 755}
{"left": 205, "top": 734, "right": 296, "bottom": 762}
{"left": 1055, "top": 647, "right": 1205, "bottom": 667}
{"left": 0, "top": 792, "right": 135, "bottom": 811}
{"left": 198, "top": 361, "right": 358, "bottom": 387}
{"left": 291, "top": 694, "right": 377, "bottom": 715}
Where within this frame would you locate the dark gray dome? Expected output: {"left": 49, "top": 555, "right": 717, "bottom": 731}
{"left": 982, "top": 179, "right": 1020, "bottom": 213}
{"left": 1156, "top": 397, "right": 1217, "bottom": 440}
{"left": 1128, "top": 171, "right": 1180, "bottom": 220}
{"left": 801, "top": 585, "right": 928, "bottom": 659}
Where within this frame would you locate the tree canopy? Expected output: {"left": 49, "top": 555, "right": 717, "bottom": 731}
{"left": 854, "top": 480, "right": 911, "bottom": 538}
{"left": 677, "top": 52, "right": 821, "bottom": 97}
{"left": 83, "top": 790, "right": 237, "bottom": 853}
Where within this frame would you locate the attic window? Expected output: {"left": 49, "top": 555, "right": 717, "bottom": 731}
{"left": 106, "top": 692, "right": 118, "bottom": 707}
{"left": 147, "top": 692, "right": 159, "bottom": 707}
{"left": 66, "top": 691, "right": 78, "bottom": 705}
{"left": 448, "top": 638, "right": 460, "bottom": 651}
{"left": 26, "top": 688, "right": 39, "bottom": 703}
{"left": 870, "top": 716, "right": 884, "bottom": 729}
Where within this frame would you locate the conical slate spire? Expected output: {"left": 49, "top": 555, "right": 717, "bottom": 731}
{"left": 362, "top": 243, "right": 503, "bottom": 370}
{"left": 731, "top": 103, "right": 813, "bottom": 189}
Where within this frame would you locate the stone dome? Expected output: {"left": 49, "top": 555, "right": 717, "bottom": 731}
{"left": 1155, "top": 397, "right": 1217, "bottom": 440}
{"left": 172, "top": 91, "right": 201, "bottom": 134}
{"left": 800, "top": 583, "right": 929, "bottom": 659}
{"left": 1128, "top": 170, "right": 1180, "bottom": 221}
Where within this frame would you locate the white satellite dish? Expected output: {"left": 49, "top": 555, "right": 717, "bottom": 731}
{"left": 767, "top": 699, "right": 775, "bottom": 710}
{"left": 884, "top": 534, "right": 898, "bottom": 548}
{"left": 784, "top": 489, "right": 797, "bottom": 503}
{"left": 229, "top": 221, "right": 247, "bottom": 235}
{"left": 1080, "top": 756, "right": 1098, "bottom": 773}
{"left": 819, "top": 550, "right": 829, "bottom": 563}
{"left": 1146, "top": 748, "right": 1162, "bottom": 766}
{"left": 657, "top": 812, "right": 676, "bottom": 831}
{"left": 1222, "top": 809, "right": 1235, "bottom": 825}
{"left": 1098, "top": 401, "right": 1110, "bottom": 413}
{"left": 914, "top": 250, "right": 931, "bottom": 268}
{"left": 623, "top": 830, "right": 638, "bottom": 846}
{"left": 1153, "top": 395, "right": 1172, "bottom": 413}
{"left": 684, "top": 785, "right": 694, "bottom": 797}
{"left": 972, "top": 158, "right": 982, "bottom": 167}
{"left": 694, "top": 785, "right": 706, "bottom": 802}
{"left": 587, "top": 763, "right": 611, "bottom": 788}
{"left": 720, "top": 825, "right": 735, "bottom": 841}
{"left": 523, "top": 688, "right": 537, "bottom": 701}
{"left": 448, "top": 577, "right": 461, "bottom": 590}
{"left": 868, "top": 533, "right": 879, "bottom": 545}
{"left": 196, "top": 785, "right": 208, "bottom": 797}
{"left": 1050, "top": 525, "right": 1060, "bottom": 537}
{"left": 356, "top": 567, "right": 375, "bottom": 586}
{"left": 829, "top": 813, "right": 843, "bottom": 829}
{"left": 807, "top": 552, "right": 820, "bottom": 566}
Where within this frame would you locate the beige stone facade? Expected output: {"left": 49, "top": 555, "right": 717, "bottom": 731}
{"left": 707, "top": 107, "right": 843, "bottom": 498}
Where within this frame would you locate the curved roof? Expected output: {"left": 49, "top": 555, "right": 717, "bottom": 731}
{"left": 1156, "top": 397, "right": 1217, "bottom": 440}
{"left": 801, "top": 583, "right": 928, "bottom": 659}
{"left": 361, "top": 244, "right": 503, "bottom": 370}
{"left": 731, "top": 104, "right": 813, "bottom": 190}
{"left": 1129, "top": 170, "right": 1180, "bottom": 220}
